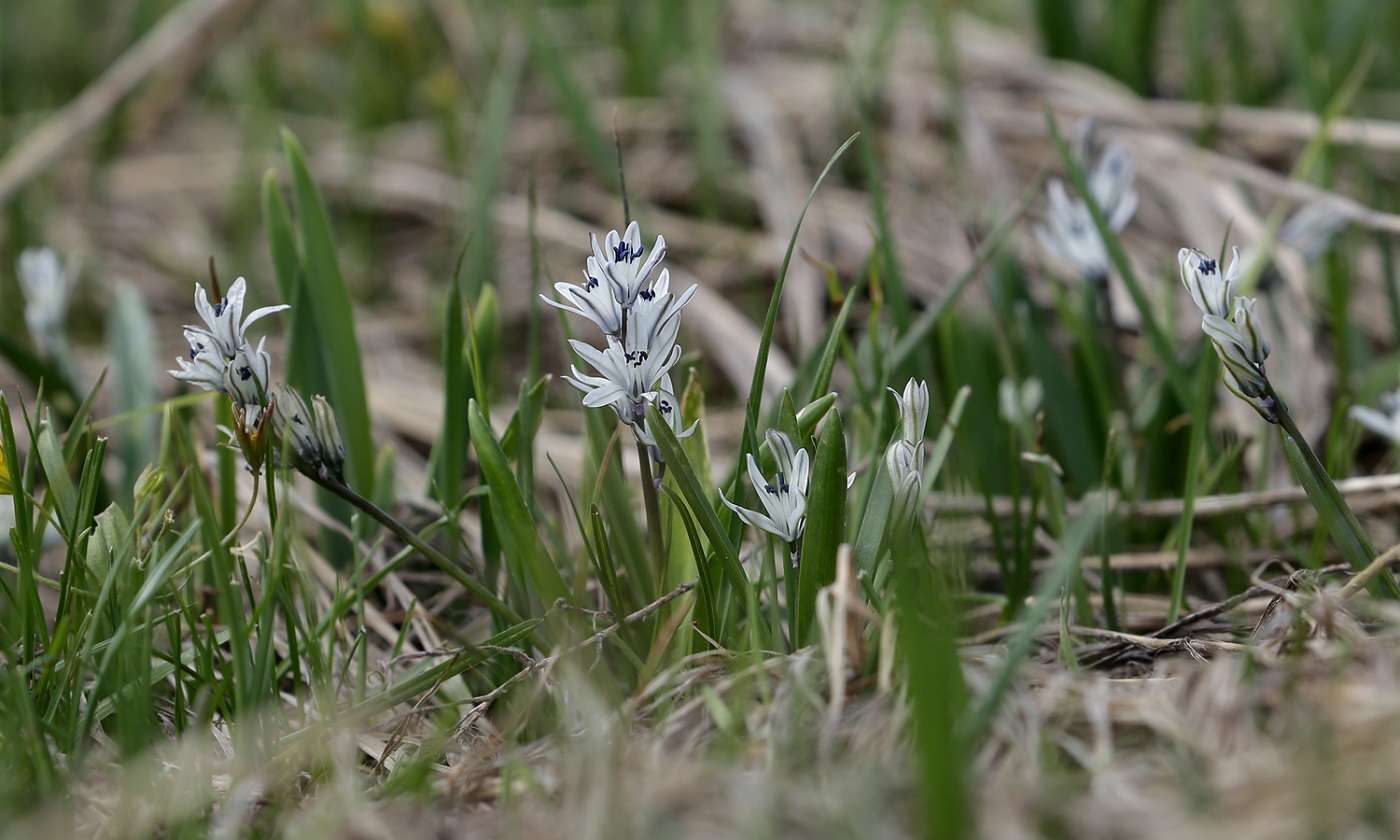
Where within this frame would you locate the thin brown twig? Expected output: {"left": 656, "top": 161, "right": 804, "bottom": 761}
{"left": 931, "top": 472, "right": 1400, "bottom": 520}
{"left": 1081, "top": 564, "right": 1353, "bottom": 668}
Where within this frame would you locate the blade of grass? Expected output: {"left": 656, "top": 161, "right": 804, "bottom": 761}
{"left": 738, "top": 133, "right": 859, "bottom": 476}
{"left": 468, "top": 400, "right": 568, "bottom": 610}
{"left": 281, "top": 128, "right": 375, "bottom": 496}
{"left": 794, "top": 409, "right": 847, "bottom": 645}
{"left": 1168, "top": 354, "right": 1214, "bottom": 622}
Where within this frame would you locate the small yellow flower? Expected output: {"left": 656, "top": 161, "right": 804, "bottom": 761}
{"left": 0, "top": 444, "right": 12, "bottom": 496}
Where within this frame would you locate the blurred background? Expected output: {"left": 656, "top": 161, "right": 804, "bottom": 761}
{"left": 5, "top": 0, "right": 1400, "bottom": 496}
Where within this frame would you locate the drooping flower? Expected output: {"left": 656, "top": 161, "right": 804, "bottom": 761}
{"left": 721, "top": 429, "right": 810, "bottom": 545}
{"left": 632, "top": 384, "right": 700, "bottom": 454}
{"left": 1180, "top": 246, "right": 1276, "bottom": 422}
{"left": 1035, "top": 180, "right": 1111, "bottom": 283}
{"left": 276, "top": 385, "right": 346, "bottom": 480}
{"left": 1179, "top": 247, "right": 1238, "bottom": 320}
{"left": 222, "top": 339, "right": 275, "bottom": 432}
{"left": 16, "top": 247, "right": 76, "bottom": 360}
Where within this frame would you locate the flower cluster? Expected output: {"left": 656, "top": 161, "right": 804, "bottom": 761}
{"left": 1035, "top": 120, "right": 1139, "bottom": 284}
{"left": 722, "top": 429, "right": 810, "bottom": 546}
{"left": 169, "top": 277, "right": 289, "bottom": 434}
{"left": 167, "top": 276, "right": 350, "bottom": 480}
{"left": 885, "top": 379, "right": 929, "bottom": 527}
{"left": 1179, "top": 247, "right": 1276, "bottom": 422}
{"left": 547, "top": 221, "right": 698, "bottom": 458}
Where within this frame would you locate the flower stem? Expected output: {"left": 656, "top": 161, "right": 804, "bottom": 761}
{"left": 1268, "top": 384, "right": 1400, "bottom": 599}
{"left": 635, "top": 438, "right": 666, "bottom": 587}
{"left": 308, "top": 471, "right": 524, "bottom": 623}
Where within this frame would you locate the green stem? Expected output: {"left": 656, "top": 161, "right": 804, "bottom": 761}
{"left": 1268, "top": 383, "right": 1400, "bottom": 599}
{"left": 635, "top": 438, "right": 665, "bottom": 589}
{"left": 309, "top": 472, "right": 523, "bottom": 623}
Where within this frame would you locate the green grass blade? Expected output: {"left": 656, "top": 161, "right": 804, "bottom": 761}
{"left": 794, "top": 410, "right": 847, "bottom": 645}
{"left": 432, "top": 271, "right": 467, "bottom": 508}
{"left": 645, "top": 404, "right": 751, "bottom": 606}
{"left": 281, "top": 128, "right": 375, "bottom": 496}
{"left": 468, "top": 400, "right": 568, "bottom": 610}
{"left": 106, "top": 286, "right": 157, "bottom": 500}
{"left": 739, "top": 133, "right": 859, "bottom": 470}
{"left": 1168, "top": 354, "right": 1214, "bottom": 622}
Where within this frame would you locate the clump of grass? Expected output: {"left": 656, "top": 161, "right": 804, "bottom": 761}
{"left": 8, "top": 1, "right": 1400, "bottom": 838}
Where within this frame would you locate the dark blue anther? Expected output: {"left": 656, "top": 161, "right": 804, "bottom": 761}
{"left": 613, "top": 242, "right": 644, "bottom": 263}
{"left": 1199, "top": 258, "right": 1217, "bottom": 275}
{"left": 238, "top": 366, "right": 253, "bottom": 381}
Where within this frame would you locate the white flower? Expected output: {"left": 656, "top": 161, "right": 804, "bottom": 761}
{"left": 169, "top": 277, "right": 287, "bottom": 397}
{"left": 564, "top": 331, "right": 680, "bottom": 421}
{"left": 562, "top": 271, "right": 694, "bottom": 431}
{"left": 1179, "top": 247, "right": 1238, "bottom": 320}
{"left": 1035, "top": 121, "right": 1138, "bottom": 283}
{"left": 632, "top": 385, "right": 700, "bottom": 455}
{"left": 16, "top": 247, "right": 75, "bottom": 358}
{"left": 721, "top": 429, "right": 810, "bottom": 544}
{"left": 886, "top": 378, "right": 932, "bottom": 528}
{"left": 885, "top": 439, "right": 922, "bottom": 527}
{"left": 889, "top": 378, "right": 929, "bottom": 448}
{"left": 1085, "top": 144, "right": 1138, "bottom": 232}
{"left": 998, "top": 377, "right": 1044, "bottom": 427}
{"left": 544, "top": 222, "right": 675, "bottom": 337}
{"left": 1035, "top": 179, "right": 1111, "bottom": 282}
{"left": 590, "top": 221, "right": 667, "bottom": 308}
{"left": 170, "top": 327, "right": 228, "bottom": 391}
{"left": 1182, "top": 246, "right": 1276, "bottom": 422}
{"left": 185, "top": 278, "right": 289, "bottom": 361}
{"left": 222, "top": 340, "right": 274, "bottom": 431}
{"left": 544, "top": 269, "right": 626, "bottom": 335}
{"left": 1351, "top": 388, "right": 1400, "bottom": 446}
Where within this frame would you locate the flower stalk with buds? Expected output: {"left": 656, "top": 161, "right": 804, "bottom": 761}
{"left": 168, "top": 274, "right": 289, "bottom": 473}
{"left": 885, "top": 379, "right": 930, "bottom": 529}
{"left": 1180, "top": 245, "right": 1400, "bottom": 599}
{"left": 547, "top": 221, "right": 700, "bottom": 578}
